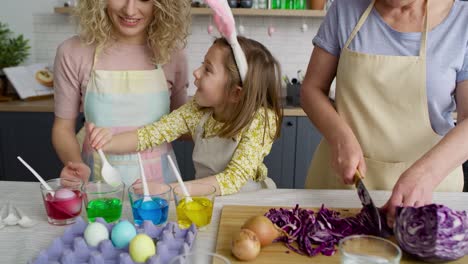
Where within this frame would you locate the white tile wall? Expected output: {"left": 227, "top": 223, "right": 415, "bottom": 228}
{"left": 32, "top": 14, "right": 322, "bottom": 95}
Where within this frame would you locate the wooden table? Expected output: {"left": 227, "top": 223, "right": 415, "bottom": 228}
{"left": 1, "top": 181, "right": 467, "bottom": 263}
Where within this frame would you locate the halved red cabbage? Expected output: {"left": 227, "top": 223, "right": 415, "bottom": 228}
{"left": 265, "top": 204, "right": 389, "bottom": 257}
{"left": 394, "top": 204, "right": 468, "bottom": 262}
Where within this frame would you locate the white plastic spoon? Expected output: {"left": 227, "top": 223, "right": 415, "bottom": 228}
{"left": 17, "top": 156, "right": 54, "bottom": 194}
{"left": 15, "top": 206, "right": 37, "bottom": 228}
{"left": 167, "top": 155, "right": 192, "bottom": 202}
{"left": 136, "top": 153, "right": 159, "bottom": 219}
{"left": 137, "top": 153, "right": 153, "bottom": 203}
{"left": 3, "top": 202, "right": 19, "bottom": 226}
{"left": 97, "top": 149, "right": 122, "bottom": 187}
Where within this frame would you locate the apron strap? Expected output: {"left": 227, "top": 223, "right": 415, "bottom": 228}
{"left": 91, "top": 45, "right": 102, "bottom": 71}
{"left": 343, "top": 0, "right": 376, "bottom": 50}
{"left": 195, "top": 112, "right": 212, "bottom": 138}
{"left": 419, "top": 0, "right": 429, "bottom": 58}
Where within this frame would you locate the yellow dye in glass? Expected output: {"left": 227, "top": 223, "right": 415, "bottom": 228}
{"left": 176, "top": 197, "right": 213, "bottom": 229}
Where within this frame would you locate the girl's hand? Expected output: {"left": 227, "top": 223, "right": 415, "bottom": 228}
{"left": 86, "top": 122, "right": 113, "bottom": 150}
{"left": 382, "top": 168, "right": 435, "bottom": 227}
{"left": 60, "top": 161, "right": 91, "bottom": 183}
{"left": 330, "top": 134, "right": 367, "bottom": 185}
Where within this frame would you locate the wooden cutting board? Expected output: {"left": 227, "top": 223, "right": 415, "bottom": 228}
{"left": 215, "top": 205, "right": 468, "bottom": 264}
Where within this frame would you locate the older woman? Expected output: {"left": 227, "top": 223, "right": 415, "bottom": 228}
{"left": 52, "top": 0, "right": 191, "bottom": 186}
{"left": 301, "top": 0, "right": 468, "bottom": 223}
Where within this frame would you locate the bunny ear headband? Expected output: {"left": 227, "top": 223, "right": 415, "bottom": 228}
{"left": 204, "top": 0, "right": 248, "bottom": 83}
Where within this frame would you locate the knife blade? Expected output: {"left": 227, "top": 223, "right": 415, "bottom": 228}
{"left": 354, "top": 170, "right": 382, "bottom": 236}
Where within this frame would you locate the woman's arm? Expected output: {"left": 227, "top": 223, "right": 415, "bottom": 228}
{"left": 300, "top": 47, "right": 366, "bottom": 184}
{"left": 384, "top": 80, "right": 468, "bottom": 223}
{"left": 52, "top": 117, "right": 90, "bottom": 181}
{"left": 52, "top": 117, "right": 82, "bottom": 164}
{"left": 166, "top": 49, "right": 192, "bottom": 141}
{"left": 167, "top": 49, "right": 189, "bottom": 111}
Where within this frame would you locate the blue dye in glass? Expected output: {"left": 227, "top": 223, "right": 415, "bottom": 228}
{"left": 131, "top": 197, "right": 169, "bottom": 226}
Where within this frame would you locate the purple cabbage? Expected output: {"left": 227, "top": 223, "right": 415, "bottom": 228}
{"left": 394, "top": 204, "right": 468, "bottom": 262}
{"left": 265, "top": 204, "right": 387, "bottom": 257}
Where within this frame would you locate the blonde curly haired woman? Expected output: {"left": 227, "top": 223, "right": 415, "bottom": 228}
{"left": 52, "top": 0, "right": 191, "bottom": 186}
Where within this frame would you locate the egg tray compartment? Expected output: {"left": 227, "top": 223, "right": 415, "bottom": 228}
{"left": 29, "top": 217, "right": 197, "bottom": 264}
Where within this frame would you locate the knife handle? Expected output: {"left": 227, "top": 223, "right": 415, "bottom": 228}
{"left": 354, "top": 170, "right": 363, "bottom": 184}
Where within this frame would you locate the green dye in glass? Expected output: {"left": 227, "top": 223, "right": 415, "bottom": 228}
{"left": 86, "top": 198, "right": 122, "bottom": 223}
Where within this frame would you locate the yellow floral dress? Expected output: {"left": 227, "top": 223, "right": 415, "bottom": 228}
{"left": 137, "top": 99, "right": 278, "bottom": 195}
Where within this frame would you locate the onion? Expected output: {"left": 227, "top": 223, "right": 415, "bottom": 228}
{"left": 242, "top": 215, "right": 282, "bottom": 247}
{"left": 231, "top": 229, "right": 261, "bottom": 261}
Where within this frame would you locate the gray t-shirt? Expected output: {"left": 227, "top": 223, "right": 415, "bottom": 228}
{"left": 313, "top": 0, "right": 468, "bottom": 135}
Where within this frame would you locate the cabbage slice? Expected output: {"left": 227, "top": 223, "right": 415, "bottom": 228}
{"left": 265, "top": 204, "right": 390, "bottom": 257}
{"left": 394, "top": 204, "right": 468, "bottom": 262}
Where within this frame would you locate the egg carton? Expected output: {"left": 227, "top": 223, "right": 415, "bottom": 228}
{"left": 29, "top": 217, "right": 197, "bottom": 264}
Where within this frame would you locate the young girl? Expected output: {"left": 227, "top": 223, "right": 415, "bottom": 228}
{"left": 52, "top": 0, "right": 191, "bottom": 186}
{"left": 88, "top": 36, "right": 283, "bottom": 195}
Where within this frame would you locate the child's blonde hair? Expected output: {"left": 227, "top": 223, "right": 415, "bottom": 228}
{"left": 74, "top": 0, "right": 191, "bottom": 64}
{"left": 212, "top": 37, "right": 283, "bottom": 141}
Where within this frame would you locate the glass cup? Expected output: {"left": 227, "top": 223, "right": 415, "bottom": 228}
{"left": 173, "top": 183, "right": 216, "bottom": 229}
{"left": 40, "top": 178, "right": 84, "bottom": 225}
{"left": 169, "top": 252, "right": 231, "bottom": 264}
{"left": 82, "top": 181, "right": 125, "bottom": 223}
{"left": 339, "top": 235, "right": 402, "bottom": 264}
{"left": 128, "top": 181, "right": 171, "bottom": 226}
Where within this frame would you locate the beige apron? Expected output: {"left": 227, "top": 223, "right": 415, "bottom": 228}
{"left": 305, "top": 0, "right": 463, "bottom": 191}
{"left": 192, "top": 112, "right": 275, "bottom": 192}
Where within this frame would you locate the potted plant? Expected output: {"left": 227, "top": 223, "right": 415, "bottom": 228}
{"left": 0, "top": 22, "right": 30, "bottom": 98}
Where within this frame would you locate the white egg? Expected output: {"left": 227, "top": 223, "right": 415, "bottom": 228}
{"left": 84, "top": 222, "right": 109, "bottom": 247}
{"left": 54, "top": 188, "right": 76, "bottom": 200}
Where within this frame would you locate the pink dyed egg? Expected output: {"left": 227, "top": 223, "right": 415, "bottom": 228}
{"left": 55, "top": 188, "right": 76, "bottom": 200}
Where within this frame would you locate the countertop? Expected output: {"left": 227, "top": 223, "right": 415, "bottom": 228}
{"left": 0, "top": 98, "right": 307, "bottom": 116}
{"left": 1, "top": 181, "right": 468, "bottom": 263}
{"left": 0, "top": 99, "right": 459, "bottom": 120}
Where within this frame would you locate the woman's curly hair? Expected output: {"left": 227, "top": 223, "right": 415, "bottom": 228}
{"left": 74, "top": 0, "right": 191, "bottom": 64}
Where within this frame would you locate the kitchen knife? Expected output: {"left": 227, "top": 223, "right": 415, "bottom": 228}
{"left": 354, "top": 170, "right": 382, "bottom": 236}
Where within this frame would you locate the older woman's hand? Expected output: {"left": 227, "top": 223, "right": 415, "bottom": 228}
{"left": 330, "top": 133, "right": 367, "bottom": 185}
{"left": 382, "top": 168, "right": 435, "bottom": 227}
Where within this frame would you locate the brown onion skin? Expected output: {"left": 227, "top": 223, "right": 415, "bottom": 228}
{"left": 231, "top": 229, "right": 261, "bottom": 261}
{"left": 242, "top": 215, "right": 281, "bottom": 247}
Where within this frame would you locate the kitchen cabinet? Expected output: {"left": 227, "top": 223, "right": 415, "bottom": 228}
{"left": 294, "top": 117, "right": 322, "bottom": 188}
{"left": 263, "top": 117, "right": 298, "bottom": 188}
{"left": 171, "top": 140, "right": 196, "bottom": 182}
{"left": 464, "top": 162, "right": 468, "bottom": 192}
{"left": 0, "top": 112, "right": 63, "bottom": 181}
